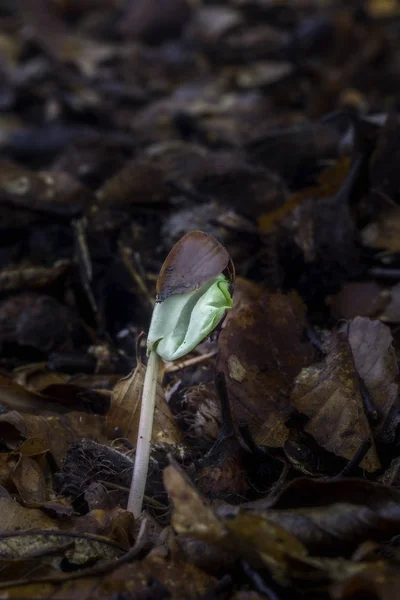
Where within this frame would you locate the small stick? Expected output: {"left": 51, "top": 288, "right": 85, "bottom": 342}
{"left": 127, "top": 349, "right": 160, "bottom": 517}
{"left": 164, "top": 350, "right": 216, "bottom": 373}
{"left": 334, "top": 439, "right": 372, "bottom": 478}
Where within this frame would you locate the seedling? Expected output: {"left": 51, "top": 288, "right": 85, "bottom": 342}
{"left": 127, "top": 231, "right": 234, "bottom": 517}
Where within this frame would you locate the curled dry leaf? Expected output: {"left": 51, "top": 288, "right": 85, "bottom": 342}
{"left": 331, "top": 562, "right": 400, "bottom": 600}
{"left": 326, "top": 281, "right": 391, "bottom": 320}
{"left": 0, "top": 530, "right": 124, "bottom": 586}
{"left": 0, "top": 498, "right": 59, "bottom": 532}
{"left": 73, "top": 507, "right": 135, "bottom": 548}
{"left": 361, "top": 205, "right": 400, "bottom": 253}
{"left": 217, "top": 292, "right": 315, "bottom": 446}
{"left": 0, "top": 374, "right": 110, "bottom": 416}
{"left": 0, "top": 410, "right": 107, "bottom": 466}
{"left": 0, "top": 160, "right": 94, "bottom": 216}
{"left": 1, "top": 553, "right": 216, "bottom": 600}
{"left": 106, "top": 360, "right": 182, "bottom": 445}
{"left": 164, "top": 462, "right": 311, "bottom": 586}
{"left": 341, "top": 317, "right": 400, "bottom": 444}
{"left": 95, "top": 160, "right": 171, "bottom": 208}
{"left": 242, "top": 477, "right": 400, "bottom": 556}
{"left": 0, "top": 375, "right": 70, "bottom": 416}
{"left": 18, "top": 0, "right": 117, "bottom": 76}
{"left": 11, "top": 455, "right": 46, "bottom": 505}
{"left": 291, "top": 331, "right": 380, "bottom": 472}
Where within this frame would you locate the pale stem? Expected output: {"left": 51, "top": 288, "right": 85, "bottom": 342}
{"left": 127, "top": 348, "right": 161, "bottom": 517}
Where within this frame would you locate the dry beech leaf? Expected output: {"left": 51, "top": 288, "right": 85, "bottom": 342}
{"left": 164, "top": 462, "right": 310, "bottom": 586}
{"left": 13, "top": 363, "right": 68, "bottom": 392}
{"left": 341, "top": 317, "right": 400, "bottom": 444}
{"left": 332, "top": 562, "right": 400, "bottom": 600}
{"left": 0, "top": 530, "right": 124, "bottom": 587}
{"left": 0, "top": 159, "right": 94, "bottom": 216}
{"left": 17, "top": 437, "right": 50, "bottom": 457}
{"left": 96, "top": 160, "right": 170, "bottom": 209}
{"left": 361, "top": 205, "right": 400, "bottom": 253}
{"left": 217, "top": 292, "right": 315, "bottom": 446}
{"left": 291, "top": 331, "right": 380, "bottom": 472}
{"left": 0, "top": 410, "right": 107, "bottom": 466}
{"left": 18, "top": 0, "right": 117, "bottom": 77}
{"left": 2, "top": 553, "right": 216, "bottom": 600}
{"left": 106, "top": 361, "right": 182, "bottom": 445}
{"left": 243, "top": 477, "right": 400, "bottom": 556}
{"left": 326, "top": 282, "right": 390, "bottom": 320}
{"left": 0, "top": 375, "right": 71, "bottom": 416}
{"left": 73, "top": 507, "right": 135, "bottom": 548}
{"left": 0, "top": 498, "right": 59, "bottom": 532}
{"left": 11, "top": 455, "right": 46, "bottom": 505}
{"left": 258, "top": 157, "right": 351, "bottom": 234}
{"left": 0, "top": 373, "right": 110, "bottom": 416}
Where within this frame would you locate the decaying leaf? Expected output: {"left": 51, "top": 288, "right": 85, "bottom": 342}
{"left": 217, "top": 292, "right": 315, "bottom": 446}
{"left": 0, "top": 529, "right": 124, "bottom": 586}
{"left": 0, "top": 498, "right": 59, "bottom": 532}
{"left": 326, "top": 282, "right": 391, "bottom": 320}
{"left": 164, "top": 462, "right": 309, "bottom": 585}
{"left": 1, "top": 553, "right": 216, "bottom": 600}
{"left": 291, "top": 331, "right": 380, "bottom": 472}
{"left": 0, "top": 410, "right": 107, "bottom": 466}
{"left": 0, "top": 160, "right": 94, "bottom": 216}
{"left": 242, "top": 477, "right": 400, "bottom": 556}
{"left": 106, "top": 360, "right": 182, "bottom": 445}
{"left": 362, "top": 205, "right": 400, "bottom": 253}
{"left": 341, "top": 317, "right": 400, "bottom": 444}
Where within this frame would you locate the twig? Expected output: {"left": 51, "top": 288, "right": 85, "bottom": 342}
{"left": 164, "top": 350, "right": 216, "bottom": 373}
{"left": 0, "top": 518, "right": 149, "bottom": 590}
{"left": 119, "top": 243, "right": 154, "bottom": 314}
{"left": 334, "top": 439, "right": 372, "bottom": 478}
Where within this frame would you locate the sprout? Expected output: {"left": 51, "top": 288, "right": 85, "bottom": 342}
{"left": 127, "top": 231, "right": 234, "bottom": 517}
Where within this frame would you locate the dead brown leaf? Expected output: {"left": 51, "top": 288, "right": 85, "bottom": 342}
{"left": 341, "top": 317, "right": 400, "bottom": 443}
{"left": 0, "top": 410, "right": 107, "bottom": 466}
{"left": 0, "top": 498, "right": 59, "bottom": 532}
{"left": 217, "top": 292, "right": 315, "bottom": 446}
{"left": 242, "top": 477, "right": 400, "bottom": 556}
{"left": 1, "top": 553, "right": 216, "bottom": 599}
{"left": 73, "top": 507, "right": 135, "bottom": 548}
{"left": 164, "top": 462, "right": 309, "bottom": 585}
{"left": 107, "top": 360, "right": 182, "bottom": 445}
{"left": 11, "top": 455, "right": 46, "bottom": 505}
{"left": 291, "top": 331, "right": 380, "bottom": 472}
{"left": 326, "top": 282, "right": 390, "bottom": 320}
{"left": 362, "top": 205, "right": 400, "bottom": 253}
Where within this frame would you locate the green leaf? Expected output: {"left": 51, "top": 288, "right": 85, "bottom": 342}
{"left": 147, "top": 274, "right": 232, "bottom": 361}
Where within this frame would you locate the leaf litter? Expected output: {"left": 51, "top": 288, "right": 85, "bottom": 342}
{"left": 0, "top": 0, "right": 400, "bottom": 598}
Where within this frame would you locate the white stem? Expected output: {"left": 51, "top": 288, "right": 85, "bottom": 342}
{"left": 127, "top": 349, "right": 160, "bottom": 517}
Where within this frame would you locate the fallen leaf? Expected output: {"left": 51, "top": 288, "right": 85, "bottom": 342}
{"left": 164, "top": 462, "right": 308, "bottom": 585}
{"left": 341, "top": 317, "right": 400, "bottom": 444}
{"left": 0, "top": 410, "right": 107, "bottom": 466}
{"left": 107, "top": 361, "right": 182, "bottom": 445}
{"left": 291, "top": 331, "right": 380, "bottom": 472}
{"left": 11, "top": 455, "right": 46, "bottom": 504}
{"left": 1, "top": 553, "right": 216, "bottom": 599}
{"left": 361, "top": 205, "right": 400, "bottom": 253}
{"left": 73, "top": 507, "right": 135, "bottom": 548}
{"left": 258, "top": 157, "right": 351, "bottom": 234}
{"left": 326, "top": 282, "right": 390, "bottom": 320}
{"left": 242, "top": 477, "right": 400, "bottom": 556}
{"left": 0, "top": 498, "right": 59, "bottom": 532}
{"left": 217, "top": 292, "right": 315, "bottom": 446}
